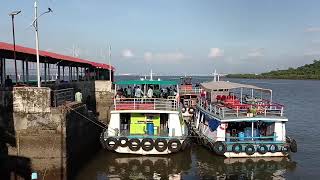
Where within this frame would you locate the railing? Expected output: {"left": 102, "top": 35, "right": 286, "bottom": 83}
{"left": 114, "top": 97, "right": 178, "bottom": 111}
{"left": 199, "top": 98, "right": 285, "bottom": 119}
{"left": 179, "top": 87, "right": 202, "bottom": 95}
{"left": 52, "top": 88, "right": 74, "bottom": 107}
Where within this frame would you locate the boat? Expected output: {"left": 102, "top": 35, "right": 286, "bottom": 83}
{"left": 100, "top": 78, "right": 191, "bottom": 155}
{"left": 179, "top": 76, "right": 201, "bottom": 122}
{"left": 189, "top": 76, "right": 297, "bottom": 158}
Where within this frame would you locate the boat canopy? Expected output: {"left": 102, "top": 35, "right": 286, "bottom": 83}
{"left": 200, "top": 80, "right": 271, "bottom": 92}
{"left": 114, "top": 80, "right": 178, "bottom": 85}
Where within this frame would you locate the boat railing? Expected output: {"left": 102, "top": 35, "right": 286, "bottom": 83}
{"left": 114, "top": 97, "right": 178, "bottom": 111}
{"left": 52, "top": 88, "right": 74, "bottom": 107}
{"left": 199, "top": 98, "right": 284, "bottom": 118}
{"left": 179, "top": 87, "right": 202, "bottom": 95}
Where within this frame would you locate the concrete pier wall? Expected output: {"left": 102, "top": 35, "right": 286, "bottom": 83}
{"left": 1, "top": 80, "right": 113, "bottom": 179}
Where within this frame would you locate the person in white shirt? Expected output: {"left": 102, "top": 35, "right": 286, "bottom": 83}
{"left": 147, "top": 86, "right": 153, "bottom": 98}
{"left": 134, "top": 86, "right": 144, "bottom": 98}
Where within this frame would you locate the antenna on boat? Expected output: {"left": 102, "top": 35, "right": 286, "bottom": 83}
{"left": 213, "top": 69, "right": 220, "bottom": 82}
{"left": 150, "top": 69, "right": 153, "bottom": 80}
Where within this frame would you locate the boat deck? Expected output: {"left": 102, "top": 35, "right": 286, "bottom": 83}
{"left": 198, "top": 95, "right": 286, "bottom": 121}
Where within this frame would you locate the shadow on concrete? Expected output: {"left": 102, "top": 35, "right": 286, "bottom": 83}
{"left": 65, "top": 104, "right": 104, "bottom": 180}
{"left": 0, "top": 89, "right": 32, "bottom": 180}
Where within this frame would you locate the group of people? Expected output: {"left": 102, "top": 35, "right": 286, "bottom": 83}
{"left": 116, "top": 85, "right": 177, "bottom": 99}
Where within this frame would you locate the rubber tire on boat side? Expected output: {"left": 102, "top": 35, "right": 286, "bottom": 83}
{"left": 213, "top": 141, "right": 227, "bottom": 155}
{"left": 245, "top": 144, "right": 256, "bottom": 155}
{"left": 128, "top": 138, "right": 141, "bottom": 151}
{"left": 118, "top": 137, "right": 129, "bottom": 147}
{"left": 232, "top": 143, "right": 242, "bottom": 154}
{"left": 269, "top": 144, "right": 279, "bottom": 153}
{"left": 141, "top": 138, "right": 155, "bottom": 151}
{"left": 282, "top": 145, "right": 290, "bottom": 153}
{"left": 290, "top": 139, "right": 298, "bottom": 153}
{"left": 154, "top": 138, "right": 168, "bottom": 152}
{"left": 168, "top": 139, "right": 182, "bottom": 153}
{"left": 105, "top": 137, "right": 119, "bottom": 151}
{"left": 257, "top": 144, "right": 268, "bottom": 154}
{"left": 181, "top": 138, "right": 191, "bottom": 151}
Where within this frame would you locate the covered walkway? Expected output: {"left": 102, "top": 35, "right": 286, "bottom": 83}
{"left": 0, "top": 41, "right": 115, "bottom": 87}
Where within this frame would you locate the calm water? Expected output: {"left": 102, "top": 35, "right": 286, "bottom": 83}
{"left": 76, "top": 77, "right": 320, "bottom": 180}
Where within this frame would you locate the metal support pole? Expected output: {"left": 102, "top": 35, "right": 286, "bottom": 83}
{"left": 44, "top": 62, "right": 47, "bottom": 85}
{"left": 34, "top": 1, "right": 41, "bottom": 87}
{"left": 26, "top": 58, "right": 29, "bottom": 84}
{"left": 0, "top": 58, "right": 3, "bottom": 86}
{"left": 48, "top": 63, "right": 50, "bottom": 81}
{"left": 251, "top": 121, "right": 254, "bottom": 140}
{"left": 76, "top": 66, "right": 79, "bottom": 81}
{"left": 11, "top": 15, "right": 18, "bottom": 84}
{"left": 3, "top": 58, "right": 6, "bottom": 83}
{"left": 22, "top": 59, "right": 25, "bottom": 83}
{"left": 57, "top": 64, "right": 60, "bottom": 79}
{"left": 62, "top": 66, "right": 65, "bottom": 81}
{"left": 240, "top": 88, "right": 243, "bottom": 104}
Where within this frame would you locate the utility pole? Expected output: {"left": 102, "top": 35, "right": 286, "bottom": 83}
{"left": 9, "top": 10, "right": 21, "bottom": 84}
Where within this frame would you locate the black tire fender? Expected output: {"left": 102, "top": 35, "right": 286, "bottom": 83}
{"left": 128, "top": 138, "right": 141, "bottom": 151}
{"left": 168, "top": 139, "right": 182, "bottom": 153}
{"left": 257, "top": 144, "right": 268, "bottom": 154}
{"left": 154, "top": 138, "right": 168, "bottom": 152}
{"left": 245, "top": 144, "right": 256, "bottom": 155}
{"left": 232, "top": 143, "right": 242, "bottom": 154}
{"left": 118, "top": 137, "right": 129, "bottom": 147}
{"left": 213, "top": 141, "right": 227, "bottom": 155}
{"left": 269, "top": 144, "right": 279, "bottom": 153}
{"left": 188, "top": 107, "right": 195, "bottom": 114}
{"left": 105, "top": 137, "right": 119, "bottom": 151}
{"left": 141, "top": 138, "right": 155, "bottom": 151}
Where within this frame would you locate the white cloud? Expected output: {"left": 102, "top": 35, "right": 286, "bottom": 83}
{"left": 121, "top": 49, "right": 134, "bottom": 58}
{"left": 143, "top": 51, "right": 189, "bottom": 63}
{"left": 305, "top": 27, "right": 320, "bottom": 32}
{"left": 247, "top": 48, "right": 264, "bottom": 57}
{"left": 208, "top": 48, "right": 224, "bottom": 58}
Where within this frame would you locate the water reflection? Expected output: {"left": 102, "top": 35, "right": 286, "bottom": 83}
{"left": 76, "top": 145, "right": 296, "bottom": 180}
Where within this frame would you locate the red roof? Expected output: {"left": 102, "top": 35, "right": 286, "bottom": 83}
{"left": 0, "top": 41, "right": 115, "bottom": 71}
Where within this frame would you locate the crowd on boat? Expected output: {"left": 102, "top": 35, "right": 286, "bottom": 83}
{"left": 116, "top": 85, "right": 178, "bottom": 99}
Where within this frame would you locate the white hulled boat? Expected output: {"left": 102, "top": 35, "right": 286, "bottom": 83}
{"left": 190, "top": 76, "right": 297, "bottom": 158}
{"left": 100, "top": 79, "right": 191, "bottom": 155}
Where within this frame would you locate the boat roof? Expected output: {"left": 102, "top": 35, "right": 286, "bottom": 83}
{"left": 200, "top": 80, "right": 271, "bottom": 92}
{"left": 114, "top": 79, "right": 178, "bottom": 85}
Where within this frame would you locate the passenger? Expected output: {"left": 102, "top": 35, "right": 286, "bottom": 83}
{"left": 126, "top": 86, "right": 132, "bottom": 98}
{"left": 75, "top": 90, "right": 83, "bottom": 103}
{"left": 5, "top": 75, "right": 13, "bottom": 88}
{"left": 153, "top": 86, "right": 160, "bottom": 98}
{"left": 147, "top": 86, "right": 153, "bottom": 98}
{"left": 134, "top": 86, "right": 144, "bottom": 98}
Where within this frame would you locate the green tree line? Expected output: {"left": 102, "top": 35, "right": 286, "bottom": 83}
{"left": 226, "top": 60, "right": 320, "bottom": 80}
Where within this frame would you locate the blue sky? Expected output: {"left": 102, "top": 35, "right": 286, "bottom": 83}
{"left": 1, "top": 0, "right": 320, "bottom": 75}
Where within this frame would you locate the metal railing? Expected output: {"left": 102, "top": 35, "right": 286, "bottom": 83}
{"left": 114, "top": 97, "right": 178, "bottom": 111}
{"left": 52, "top": 88, "right": 74, "bottom": 107}
{"left": 199, "top": 98, "right": 284, "bottom": 119}
{"left": 179, "top": 87, "right": 202, "bottom": 95}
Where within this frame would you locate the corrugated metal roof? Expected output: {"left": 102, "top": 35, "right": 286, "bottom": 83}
{"left": 0, "top": 41, "right": 115, "bottom": 71}
{"left": 201, "top": 80, "right": 271, "bottom": 92}
{"left": 114, "top": 79, "right": 178, "bottom": 85}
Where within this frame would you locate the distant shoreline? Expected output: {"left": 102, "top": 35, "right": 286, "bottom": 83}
{"left": 225, "top": 74, "right": 320, "bottom": 80}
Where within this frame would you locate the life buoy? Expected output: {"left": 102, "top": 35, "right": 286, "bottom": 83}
{"left": 128, "top": 138, "right": 141, "bottom": 151}
{"left": 257, "top": 144, "right": 268, "bottom": 154}
{"left": 245, "top": 144, "right": 255, "bottom": 155}
{"left": 168, "top": 139, "right": 182, "bottom": 153}
{"left": 213, "top": 141, "right": 227, "bottom": 155}
{"left": 269, "top": 144, "right": 279, "bottom": 153}
{"left": 118, "top": 137, "right": 129, "bottom": 147}
{"left": 141, "top": 138, "right": 155, "bottom": 151}
{"left": 181, "top": 107, "right": 186, "bottom": 113}
{"left": 188, "top": 107, "right": 195, "bottom": 114}
{"left": 154, "top": 138, "right": 168, "bottom": 152}
{"left": 290, "top": 138, "right": 297, "bottom": 153}
{"left": 232, "top": 143, "right": 242, "bottom": 154}
{"left": 105, "top": 137, "right": 119, "bottom": 151}
{"left": 219, "top": 123, "right": 228, "bottom": 130}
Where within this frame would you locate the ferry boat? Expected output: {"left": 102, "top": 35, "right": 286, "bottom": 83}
{"left": 100, "top": 79, "right": 191, "bottom": 155}
{"left": 190, "top": 77, "right": 297, "bottom": 158}
{"left": 179, "top": 76, "right": 201, "bottom": 121}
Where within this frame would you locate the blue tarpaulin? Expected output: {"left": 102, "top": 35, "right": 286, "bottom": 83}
{"left": 208, "top": 116, "right": 220, "bottom": 131}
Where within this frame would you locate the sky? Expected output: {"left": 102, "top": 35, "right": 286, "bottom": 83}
{"left": 1, "top": 0, "right": 320, "bottom": 75}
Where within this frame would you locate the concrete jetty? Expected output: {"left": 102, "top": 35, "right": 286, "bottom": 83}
{"left": 0, "top": 42, "right": 115, "bottom": 179}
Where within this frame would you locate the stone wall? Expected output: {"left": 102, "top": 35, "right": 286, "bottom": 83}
{"left": 94, "top": 80, "right": 114, "bottom": 124}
